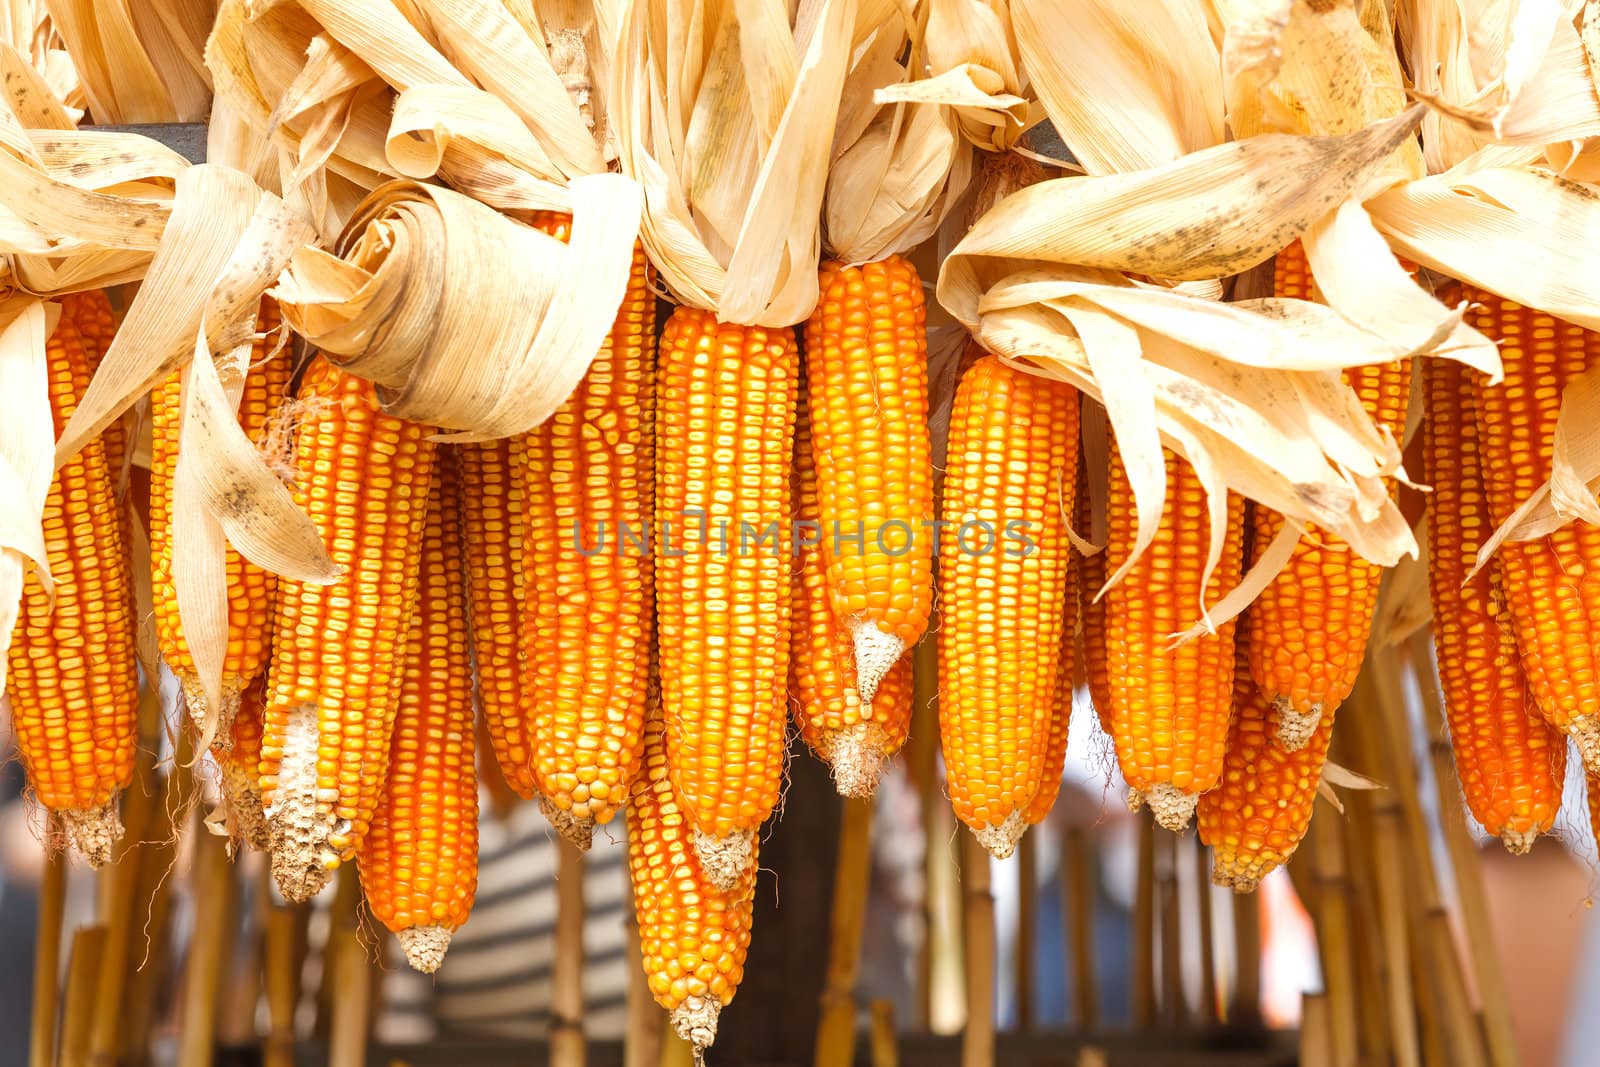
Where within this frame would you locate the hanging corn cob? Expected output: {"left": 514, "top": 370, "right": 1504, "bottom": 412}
{"left": 938, "top": 353, "right": 1078, "bottom": 858}
{"left": 1101, "top": 447, "right": 1245, "bottom": 832}
{"left": 655, "top": 307, "right": 799, "bottom": 889}
{"left": 260, "top": 358, "right": 437, "bottom": 902}
{"left": 58, "top": 290, "right": 123, "bottom": 477}
{"left": 627, "top": 702, "right": 756, "bottom": 1059}
{"left": 458, "top": 437, "right": 534, "bottom": 798}
{"left": 1198, "top": 651, "right": 1334, "bottom": 890}
{"left": 1466, "top": 291, "right": 1600, "bottom": 769}
{"left": 1074, "top": 434, "right": 1113, "bottom": 735}
{"left": 1023, "top": 612, "right": 1076, "bottom": 827}
{"left": 360, "top": 467, "right": 478, "bottom": 973}
{"left": 519, "top": 216, "right": 656, "bottom": 847}
{"left": 801, "top": 255, "right": 934, "bottom": 701}
{"left": 1424, "top": 358, "right": 1566, "bottom": 851}
{"left": 217, "top": 673, "right": 269, "bottom": 852}
{"left": 150, "top": 297, "right": 289, "bottom": 743}
{"left": 790, "top": 394, "right": 914, "bottom": 797}
{"left": 5, "top": 306, "right": 139, "bottom": 867}
{"left": 1246, "top": 243, "right": 1411, "bottom": 749}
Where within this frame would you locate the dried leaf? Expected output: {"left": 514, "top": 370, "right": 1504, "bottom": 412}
{"left": 0, "top": 298, "right": 53, "bottom": 692}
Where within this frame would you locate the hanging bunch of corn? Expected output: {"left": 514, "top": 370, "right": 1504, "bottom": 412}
{"left": 789, "top": 395, "right": 915, "bottom": 797}
{"left": 360, "top": 465, "right": 478, "bottom": 973}
{"left": 259, "top": 358, "right": 437, "bottom": 902}
{"left": 5, "top": 302, "right": 139, "bottom": 867}
{"left": 519, "top": 214, "right": 656, "bottom": 847}
{"left": 937, "top": 352, "right": 1079, "bottom": 857}
{"left": 1423, "top": 357, "right": 1567, "bottom": 850}
{"left": 150, "top": 297, "right": 289, "bottom": 744}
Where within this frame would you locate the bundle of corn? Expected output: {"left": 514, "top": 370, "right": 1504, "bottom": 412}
{"left": 259, "top": 358, "right": 437, "bottom": 902}
{"left": 518, "top": 214, "right": 656, "bottom": 847}
{"left": 359, "top": 464, "right": 478, "bottom": 973}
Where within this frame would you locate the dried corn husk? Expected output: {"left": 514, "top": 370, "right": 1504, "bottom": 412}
{"left": 0, "top": 297, "right": 54, "bottom": 693}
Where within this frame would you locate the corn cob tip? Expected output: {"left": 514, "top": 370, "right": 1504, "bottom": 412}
{"left": 62, "top": 801, "right": 123, "bottom": 868}
{"left": 693, "top": 829, "right": 755, "bottom": 891}
{"left": 1145, "top": 784, "right": 1199, "bottom": 833}
{"left": 671, "top": 994, "right": 721, "bottom": 1056}
{"left": 1126, "top": 790, "right": 1144, "bottom": 813}
{"left": 828, "top": 721, "right": 889, "bottom": 799}
{"left": 1272, "top": 698, "right": 1321, "bottom": 752}
{"left": 397, "top": 925, "right": 452, "bottom": 974}
{"left": 850, "top": 621, "right": 903, "bottom": 705}
{"left": 1571, "top": 717, "right": 1600, "bottom": 775}
{"left": 1499, "top": 827, "right": 1539, "bottom": 856}
{"left": 1210, "top": 859, "right": 1263, "bottom": 894}
{"left": 265, "top": 702, "right": 338, "bottom": 903}
{"left": 180, "top": 675, "right": 244, "bottom": 752}
{"left": 972, "top": 810, "right": 1026, "bottom": 860}
{"left": 538, "top": 796, "right": 594, "bottom": 852}
{"left": 221, "top": 763, "right": 269, "bottom": 852}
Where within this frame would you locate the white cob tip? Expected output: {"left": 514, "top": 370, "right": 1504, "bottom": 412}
{"left": 398, "top": 925, "right": 453, "bottom": 973}
{"left": 1146, "top": 784, "right": 1199, "bottom": 833}
{"left": 694, "top": 829, "right": 754, "bottom": 891}
{"left": 849, "top": 621, "right": 903, "bottom": 705}
{"left": 539, "top": 796, "right": 594, "bottom": 851}
{"left": 828, "top": 721, "right": 888, "bottom": 799}
{"left": 973, "top": 810, "right": 1026, "bottom": 860}
{"left": 1499, "top": 828, "right": 1538, "bottom": 856}
{"left": 1273, "top": 698, "right": 1321, "bottom": 752}
{"left": 672, "top": 995, "right": 721, "bottom": 1054}
{"left": 63, "top": 800, "right": 123, "bottom": 868}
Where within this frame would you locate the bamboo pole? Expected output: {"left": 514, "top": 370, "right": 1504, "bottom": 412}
{"left": 1158, "top": 833, "right": 1184, "bottom": 1028}
{"left": 30, "top": 818, "right": 66, "bottom": 1067}
{"left": 1063, "top": 827, "right": 1097, "bottom": 1031}
{"left": 1194, "top": 837, "right": 1217, "bottom": 1026}
{"left": 59, "top": 926, "right": 107, "bottom": 1067}
{"left": 815, "top": 798, "right": 875, "bottom": 1067}
{"left": 1425, "top": 908, "right": 1489, "bottom": 1067}
{"left": 868, "top": 1000, "right": 897, "bottom": 1067}
{"left": 959, "top": 830, "right": 995, "bottom": 1067}
{"left": 1229, "top": 892, "right": 1260, "bottom": 1028}
{"left": 909, "top": 635, "right": 943, "bottom": 1032}
{"left": 326, "top": 870, "right": 369, "bottom": 1067}
{"left": 1300, "top": 993, "right": 1333, "bottom": 1067}
{"left": 263, "top": 886, "right": 302, "bottom": 1067}
{"left": 221, "top": 858, "right": 266, "bottom": 1047}
{"left": 1308, "top": 810, "right": 1357, "bottom": 1067}
{"left": 178, "top": 829, "right": 239, "bottom": 1067}
{"left": 1014, "top": 830, "right": 1036, "bottom": 1031}
{"left": 551, "top": 837, "right": 588, "bottom": 1067}
{"left": 624, "top": 867, "right": 662, "bottom": 1067}
{"left": 1405, "top": 632, "right": 1521, "bottom": 1067}
{"left": 1132, "top": 818, "right": 1156, "bottom": 1028}
{"left": 1339, "top": 797, "right": 1393, "bottom": 1067}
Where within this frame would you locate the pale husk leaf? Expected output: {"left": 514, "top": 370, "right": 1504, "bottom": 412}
{"left": 0, "top": 298, "right": 53, "bottom": 693}
{"left": 1370, "top": 521, "right": 1434, "bottom": 647}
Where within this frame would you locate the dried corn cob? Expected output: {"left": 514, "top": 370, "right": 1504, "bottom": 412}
{"left": 1466, "top": 289, "right": 1600, "bottom": 767}
{"left": 360, "top": 469, "right": 478, "bottom": 973}
{"left": 1248, "top": 243, "right": 1410, "bottom": 749}
{"left": 655, "top": 307, "right": 798, "bottom": 888}
{"left": 260, "top": 357, "right": 437, "bottom": 902}
{"left": 1102, "top": 446, "right": 1244, "bottom": 831}
{"left": 1074, "top": 441, "right": 1113, "bottom": 735}
{"left": 1423, "top": 358, "right": 1566, "bottom": 851}
{"left": 520, "top": 216, "right": 655, "bottom": 845}
{"left": 802, "top": 256, "right": 934, "bottom": 699}
{"left": 457, "top": 437, "right": 533, "bottom": 798}
{"left": 627, "top": 704, "right": 756, "bottom": 1058}
{"left": 790, "top": 394, "right": 913, "bottom": 796}
{"left": 150, "top": 298, "right": 289, "bottom": 742}
{"left": 218, "top": 673, "right": 269, "bottom": 852}
{"left": 937, "top": 354, "right": 1078, "bottom": 857}
{"left": 1023, "top": 614, "right": 1076, "bottom": 826}
{"left": 1198, "top": 660, "right": 1333, "bottom": 891}
{"left": 5, "top": 309, "right": 139, "bottom": 866}
{"left": 59, "top": 290, "right": 123, "bottom": 477}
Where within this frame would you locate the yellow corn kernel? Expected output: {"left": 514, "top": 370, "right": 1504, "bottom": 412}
{"left": 937, "top": 354, "right": 1078, "bottom": 858}
{"left": 360, "top": 468, "right": 478, "bottom": 973}
{"left": 218, "top": 673, "right": 270, "bottom": 852}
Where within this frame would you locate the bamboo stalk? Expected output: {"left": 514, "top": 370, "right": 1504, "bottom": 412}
{"left": 1229, "top": 893, "right": 1260, "bottom": 1028}
{"left": 1415, "top": 939, "right": 1449, "bottom": 1067}
{"left": 221, "top": 856, "right": 266, "bottom": 1047}
{"left": 1405, "top": 632, "right": 1521, "bottom": 1067}
{"left": 1014, "top": 830, "right": 1036, "bottom": 1031}
{"left": 1158, "top": 832, "right": 1184, "bottom": 1029}
{"left": 1309, "top": 810, "right": 1357, "bottom": 1067}
{"left": 909, "top": 635, "right": 942, "bottom": 1032}
{"left": 1063, "top": 826, "right": 1097, "bottom": 1032}
{"left": 30, "top": 817, "right": 66, "bottom": 1067}
{"left": 1425, "top": 908, "right": 1490, "bottom": 1067}
{"left": 59, "top": 926, "right": 107, "bottom": 1067}
{"left": 326, "top": 869, "right": 369, "bottom": 1067}
{"left": 869, "top": 1000, "right": 898, "bottom": 1067}
{"left": 959, "top": 830, "right": 995, "bottom": 1067}
{"left": 263, "top": 882, "right": 301, "bottom": 1067}
{"left": 551, "top": 835, "right": 587, "bottom": 1067}
{"left": 1194, "top": 837, "right": 1217, "bottom": 1026}
{"left": 815, "top": 798, "right": 875, "bottom": 1067}
{"left": 1338, "top": 793, "right": 1393, "bottom": 1067}
{"left": 1132, "top": 818, "right": 1156, "bottom": 1028}
{"left": 623, "top": 864, "right": 663, "bottom": 1067}
{"left": 1300, "top": 993, "right": 1333, "bottom": 1067}
{"left": 178, "top": 828, "right": 239, "bottom": 1067}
